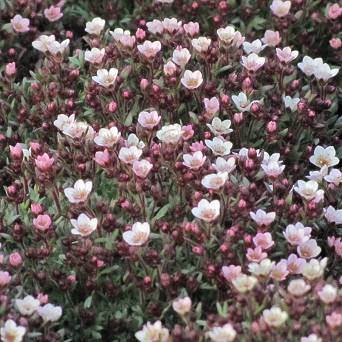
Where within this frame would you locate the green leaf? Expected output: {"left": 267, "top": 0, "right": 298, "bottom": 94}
{"left": 84, "top": 295, "right": 93, "bottom": 309}
{"left": 153, "top": 203, "right": 171, "bottom": 221}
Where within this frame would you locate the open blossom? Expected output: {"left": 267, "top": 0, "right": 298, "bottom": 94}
{"left": 135, "top": 321, "right": 169, "bottom": 342}
{"left": 163, "top": 61, "right": 177, "bottom": 76}
{"left": 137, "top": 40, "right": 161, "bottom": 58}
{"left": 248, "top": 259, "right": 275, "bottom": 277}
{"left": 270, "top": 0, "right": 291, "bottom": 17}
{"left": 283, "top": 96, "right": 300, "bottom": 112}
{"left": 221, "top": 265, "right": 242, "bottom": 281}
{"left": 110, "top": 28, "right": 135, "bottom": 48}
{"left": 119, "top": 146, "right": 143, "bottom": 164}
{"left": 95, "top": 149, "right": 110, "bottom": 167}
{"left": 253, "top": 232, "right": 274, "bottom": 250}
{"left": 207, "top": 118, "right": 233, "bottom": 136}
{"left": 302, "top": 258, "right": 327, "bottom": 280}
{"left": 192, "top": 199, "right": 220, "bottom": 222}
{"left": 70, "top": 213, "right": 97, "bottom": 237}
{"left": 283, "top": 223, "right": 312, "bottom": 246}
{"left": 327, "top": 3, "right": 342, "bottom": 19}
{"left": 94, "top": 127, "right": 121, "bottom": 147}
{"left": 11, "top": 14, "right": 30, "bottom": 33}
{"left": 318, "top": 284, "right": 338, "bottom": 304}
{"left": 297, "top": 239, "right": 321, "bottom": 259}
{"left": 32, "top": 35, "right": 56, "bottom": 53}
{"left": 146, "top": 19, "right": 164, "bottom": 34}
{"left": 37, "top": 303, "right": 62, "bottom": 322}
{"left": 270, "top": 260, "right": 289, "bottom": 281}
{"left": 33, "top": 214, "right": 52, "bottom": 232}
{"left": 64, "top": 179, "right": 92, "bottom": 203}
{"left": 201, "top": 172, "right": 228, "bottom": 190}
{"left": 232, "top": 92, "right": 259, "bottom": 112}
{"left": 306, "top": 166, "right": 328, "bottom": 182}
{"left": 181, "top": 70, "right": 203, "bottom": 89}
{"left": 324, "top": 206, "right": 342, "bottom": 224}
{"left": 172, "top": 297, "right": 191, "bottom": 316}
{"left": 0, "top": 271, "right": 11, "bottom": 286}
{"left": 262, "top": 30, "right": 281, "bottom": 46}
{"left": 0, "top": 320, "right": 26, "bottom": 342}
{"left": 324, "top": 168, "right": 342, "bottom": 186}
{"left": 157, "top": 124, "right": 182, "bottom": 144}
{"left": 314, "top": 62, "right": 339, "bottom": 81}
{"left": 162, "top": 18, "right": 182, "bottom": 34}
{"left": 262, "top": 307, "right": 288, "bottom": 327}
{"left": 183, "top": 21, "right": 199, "bottom": 36}
{"left": 276, "top": 47, "right": 299, "bottom": 63}
{"left": 310, "top": 145, "right": 339, "bottom": 168}
{"left": 123, "top": 222, "right": 150, "bottom": 246}
{"left": 47, "top": 39, "right": 70, "bottom": 55}
{"left": 298, "top": 56, "right": 323, "bottom": 77}
{"left": 204, "top": 97, "right": 220, "bottom": 116}
{"left": 217, "top": 26, "right": 244, "bottom": 47}
{"left": 54, "top": 113, "right": 75, "bottom": 131}
{"left": 246, "top": 246, "right": 268, "bottom": 263}
{"left": 261, "top": 160, "right": 285, "bottom": 178}
{"left": 205, "top": 137, "right": 232, "bottom": 156}
{"left": 126, "top": 134, "right": 145, "bottom": 149}
{"left": 85, "top": 48, "right": 105, "bottom": 64}
{"left": 243, "top": 39, "right": 266, "bottom": 55}
{"left": 206, "top": 324, "right": 237, "bottom": 342}
{"left": 287, "top": 279, "right": 311, "bottom": 296}
{"left": 15, "top": 295, "right": 40, "bottom": 316}
{"left": 294, "top": 180, "right": 324, "bottom": 202}
{"left": 301, "top": 334, "right": 322, "bottom": 342}
{"left": 212, "top": 157, "right": 236, "bottom": 173}
{"left": 286, "top": 254, "right": 306, "bottom": 274}
{"left": 44, "top": 5, "right": 63, "bottom": 22}
{"left": 85, "top": 17, "right": 105, "bottom": 35}
{"left": 92, "top": 68, "right": 118, "bottom": 88}
{"left": 172, "top": 47, "right": 191, "bottom": 67}
{"left": 241, "top": 53, "right": 265, "bottom": 72}
{"left": 138, "top": 111, "right": 161, "bottom": 129}
{"left": 250, "top": 209, "right": 276, "bottom": 226}
{"left": 183, "top": 151, "right": 206, "bottom": 170}
{"left": 232, "top": 274, "right": 257, "bottom": 293}
{"left": 191, "top": 36, "right": 211, "bottom": 53}
{"left": 63, "top": 121, "right": 95, "bottom": 141}
{"left": 133, "top": 159, "right": 153, "bottom": 178}
{"left": 326, "top": 312, "right": 342, "bottom": 329}
{"left": 35, "top": 153, "right": 54, "bottom": 172}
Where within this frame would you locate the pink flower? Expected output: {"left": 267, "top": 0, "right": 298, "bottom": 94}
{"left": 9, "top": 252, "right": 22, "bottom": 268}
{"left": 0, "top": 271, "right": 11, "bottom": 287}
{"left": 221, "top": 265, "right": 242, "bottom": 281}
{"left": 250, "top": 209, "right": 276, "bottom": 226}
{"left": 286, "top": 254, "right": 306, "bottom": 274}
{"left": 327, "top": 4, "right": 342, "bottom": 20}
{"left": 94, "top": 149, "right": 110, "bottom": 167}
{"left": 35, "top": 153, "right": 54, "bottom": 172}
{"left": 253, "top": 232, "right": 274, "bottom": 250}
{"left": 204, "top": 97, "right": 220, "bottom": 116}
{"left": 246, "top": 246, "right": 267, "bottom": 263}
{"left": 133, "top": 159, "right": 153, "bottom": 178}
{"left": 33, "top": 214, "right": 52, "bottom": 232}
{"left": 31, "top": 203, "right": 43, "bottom": 216}
{"left": 297, "top": 239, "right": 321, "bottom": 259}
{"left": 181, "top": 125, "right": 194, "bottom": 140}
{"left": 283, "top": 223, "right": 312, "bottom": 246}
{"left": 333, "top": 238, "right": 342, "bottom": 257}
{"left": 5, "top": 62, "right": 16, "bottom": 77}
{"left": 37, "top": 293, "right": 49, "bottom": 304}
{"left": 190, "top": 141, "right": 205, "bottom": 152}
{"left": 11, "top": 14, "right": 30, "bottom": 33}
{"left": 326, "top": 312, "right": 342, "bottom": 329}
{"left": 183, "top": 22, "right": 199, "bottom": 37}
{"left": 330, "top": 38, "right": 341, "bottom": 49}
{"left": 183, "top": 151, "right": 206, "bottom": 170}
{"left": 241, "top": 53, "right": 265, "bottom": 72}
{"left": 9, "top": 143, "right": 22, "bottom": 160}
{"left": 44, "top": 5, "right": 63, "bottom": 22}
{"left": 138, "top": 111, "right": 161, "bottom": 129}
{"left": 262, "top": 30, "right": 281, "bottom": 47}
{"left": 270, "top": 260, "right": 289, "bottom": 281}
{"left": 276, "top": 47, "right": 299, "bottom": 64}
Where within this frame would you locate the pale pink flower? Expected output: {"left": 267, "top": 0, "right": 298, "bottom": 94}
{"left": 301, "top": 334, "right": 322, "bottom": 342}
{"left": 294, "top": 180, "right": 324, "bottom": 202}
{"left": 183, "top": 22, "right": 199, "bottom": 37}
{"left": 201, "top": 172, "right": 228, "bottom": 190}
{"left": 135, "top": 321, "right": 169, "bottom": 342}
{"left": 119, "top": 146, "right": 143, "bottom": 164}
{"left": 133, "top": 159, "right": 153, "bottom": 178}
{"left": 324, "top": 206, "right": 342, "bottom": 225}
{"left": 9, "top": 143, "right": 23, "bottom": 160}
{"left": 262, "top": 30, "right": 281, "bottom": 47}
{"left": 327, "top": 4, "right": 342, "bottom": 20}
{"left": 0, "top": 319, "right": 26, "bottom": 342}
{"left": 64, "top": 179, "right": 92, "bottom": 204}
{"left": 162, "top": 18, "right": 182, "bottom": 34}
{"left": 172, "top": 297, "right": 192, "bottom": 316}
{"left": 190, "top": 141, "right": 205, "bottom": 152}
{"left": 70, "top": 213, "right": 97, "bottom": 237}
{"left": 94, "top": 149, "right": 110, "bottom": 167}
{"left": 270, "top": 0, "right": 291, "bottom": 17}
{"left": 326, "top": 312, "right": 342, "bottom": 329}
{"left": 163, "top": 61, "right": 177, "bottom": 76}
{"left": 276, "top": 47, "right": 299, "bottom": 64}
{"left": 246, "top": 246, "right": 268, "bottom": 263}
{"left": 287, "top": 279, "right": 311, "bottom": 297}
{"left": 183, "top": 151, "right": 206, "bottom": 170}
{"left": 286, "top": 254, "right": 306, "bottom": 274}
{"left": 181, "top": 125, "right": 194, "bottom": 140}
{"left": 137, "top": 40, "right": 161, "bottom": 58}
{"left": 262, "top": 307, "right": 288, "bottom": 327}
{"left": 297, "top": 239, "right": 321, "bottom": 259}
{"left": 181, "top": 70, "right": 203, "bottom": 89}
{"left": 318, "top": 284, "right": 337, "bottom": 304}
{"left": 243, "top": 39, "right": 266, "bottom": 55}
{"left": 9, "top": 252, "right": 22, "bottom": 268}
{"left": 138, "top": 111, "right": 161, "bottom": 130}
{"left": 33, "top": 214, "right": 52, "bottom": 232}
{"left": 35, "top": 153, "right": 54, "bottom": 172}
{"left": 221, "top": 265, "right": 242, "bottom": 281}
{"left": 250, "top": 209, "right": 276, "bottom": 226}
{"left": 324, "top": 168, "right": 342, "bottom": 186}
{"left": 270, "top": 260, "right": 289, "bottom": 281}
{"left": 44, "top": 5, "right": 63, "bottom": 22}
{"left": 253, "top": 232, "right": 274, "bottom": 250}
{"left": 232, "top": 274, "right": 257, "bottom": 293}
{"left": 283, "top": 223, "right": 312, "bottom": 246}
{"left": 146, "top": 19, "right": 164, "bottom": 34}
{"left": 333, "top": 238, "right": 342, "bottom": 257}
{"left": 0, "top": 271, "right": 11, "bottom": 287}
{"left": 92, "top": 68, "right": 118, "bottom": 88}
{"left": 191, "top": 36, "right": 211, "bottom": 53}
{"left": 11, "top": 14, "right": 30, "bottom": 33}
{"left": 191, "top": 199, "right": 220, "bottom": 222}
{"left": 241, "top": 53, "right": 265, "bottom": 72}
{"left": 204, "top": 97, "right": 220, "bottom": 116}
{"left": 84, "top": 48, "right": 105, "bottom": 64}
{"left": 330, "top": 38, "right": 342, "bottom": 49}
{"left": 5, "top": 62, "right": 16, "bottom": 77}
{"left": 123, "top": 222, "right": 150, "bottom": 246}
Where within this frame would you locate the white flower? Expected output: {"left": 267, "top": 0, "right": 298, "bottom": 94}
{"left": 250, "top": 209, "right": 276, "bottom": 226}
{"left": 294, "top": 180, "right": 324, "bottom": 202}
{"left": 62, "top": 121, "right": 95, "bottom": 141}
{"left": 205, "top": 137, "right": 232, "bottom": 156}
{"left": 92, "top": 68, "right": 118, "bottom": 88}
{"left": 204, "top": 97, "right": 220, "bottom": 116}
{"left": 191, "top": 36, "right": 211, "bottom": 53}
{"left": 133, "top": 159, "right": 153, "bottom": 179}
{"left": 262, "top": 307, "right": 288, "bottom": 327}
{"left": 183, "top": 151, "right": 206, "bottom": 170}
{"left": 270, "top": 0, "right": 291, "bottom": 17}
{"left": 156, "top": 124, "right": 182, "bottom": 144}
{"left": 162, "top": 18, "right": 182, "bottom": 34}
{"left": 283, "top": 96, "right": 300, "bottom": 112}
{"left": 248, "top": 259, "right": 275, "bottom": 277}
{"left": 94, "top": 127, "right": 121, "bottom": 147}
{"left": 70, "top": 213, "right": 97, "bottom": 237}
{"left": 241, "top": 53, "right": 265, "bottom": 72}
{"left": 262, "top": 30, "right": 281, "bottom": 47}
{"left": 47, "top": 39, "right": 69, "bottom": 55}
{"left": 172, "top": 47, "right": 191, "bottom": 67}
{"left": 298, "top": 56, "right": 324, "bottom": 77}
{"left": 0, "top": 320, "right": 26, "bottom": 342}
{"left": 301, "top": 258, "right": 327, "bottom": 280}
{"left": 232, "top": 274, "right": 257, "bottom": 293}
{"left": 32, "top": 34, "right": 56, "bottom": 53}
{"left": 123, "top": 222, "right": 150, "bottom": 246}
{"left": 231, "top": 92, "right": 259, "bottom": 112}
{"left": 126, "top": 133, "right": 145, "bottom": 149}
{"left": 207, "top": 118, "right": 233, "bottom": 136}
{"left": 85, "top": 17, "right": 105, "bottom": 35}
{"left": 201, "top": 172, "right": 228, "bottom": 190}
{"left": 84, "top": 47, "right": 105, "bottom": 64}
{"left": 287, "top": 279, "right": 311, "bottom": 296}
{"left": 297, "top": 239, "right": 321, "bottom": 259}
{"left": 138, "top": 111, "right": 161, "bottom": 129}
{"left": 318, "top": 284, "right": 337, "bottom": 304}
{"left": 212, "top": 157, "right": 236, "bottom": 173}
{"left": 135, "top": 321, "right": 169, "bottom": 342}
{"left": 110, "top": 28, "right": 131, "bottom": 41}
{"left": 206, "top": 323, "right": 237, "bottom": 342}
{"left": 118, "top": 146, "right": 143, "bottom": 164}
{"left": 276, "top": 47, "right": 299, "bottom": 63}
{"left": 137, "top": 40, "right": 162, "bottom": 58}
{"left": 181, "top": 70, "right": 203, "bottom": 89}
{"left": 324, "top": 206, "right": 342, "bottom": 224}
{"left": 146, "top": 19, "right": 164, "bottom": 34}
{"left": 309, "top": 146, "right": 339, "bottom": 168}
{"left": 172, "top": 297, "right": 192, "bottom": 316}
{"left": 243, "top": 39, "right": 266, "bottom": 55}
{"left": 64, "top": 179, "right": 92, "bottom": 204}
{"left": 217, "top": 26, "right": 244, "bottom": 48}
{"left": 301, "top": 334, "right": 322, "bottom": 342}
{"left": 54, "top": 113, "right": 75, "bottom": 131}
{"left": 306, "top": 166, "right": 328, "bottom": 182}
{"left": 15, "top": 295, "right": 40, "bottom": 316}
{"left": 261, "top": 160, "right": 285, "bottom": 178}
{"left": 163, "top": 61, "right": 177, "bottom": 76}
{"left": 37, "top": 303, "right": 62, "bottom": 322}
{"left": 191, "top": 199, "right": 220, "bottom": 222}
{"left": 314, "top": 63, "right": 339, "bottom": 82}
{"left": 324, "top": 168, "right": 342, "bottom": 186}
{"left": 283, "top": 222, "right": 311, "bottom": 246}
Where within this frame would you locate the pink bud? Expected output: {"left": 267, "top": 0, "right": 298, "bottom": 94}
{"left": 5, "top": 62, "right": 16, "bottom": 77}
{"left": 67, "top": 274, "right": 76, "bottom": 283}
{"left": 9, "top": 252, "right": 22, "bottom": 268}
{"left": 266, "top": 121, "right": 277, "bottom": 133}
{"left": 135, "top": 28, "right": 146, "bottom": 40}
{"left": 9, "top": 143, "right": 23, "bottom": 160}
{"left": 33, "top": 214, "right": 52, "bottom": 232}
{"left": 329, "top": 38, "right": 341, "bottom": 49}
{"left": 233, "top": 112, "right": 244, "bottom": 125}
{"left": 37, "top": 293, "right": 49, "bottom": 304}
{"left": 0, "top": 271, "right": 11, "bottom": 287}
{"left": 107, "top": 101, "right": 117, "bottom": 113}
{"left": 140, "top": 78, "right": 149, "bottom": 90}
{"left": 31, "top": 203, "right": 44, "bottom": 216}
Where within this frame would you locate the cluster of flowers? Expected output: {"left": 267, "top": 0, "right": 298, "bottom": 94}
{"left": 0, "top": 0, "right": 341, "bottom": 341}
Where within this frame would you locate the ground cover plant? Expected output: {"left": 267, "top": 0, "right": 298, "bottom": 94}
{"left": 0, "top": 0, "right": 341, "bottom": 341}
